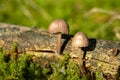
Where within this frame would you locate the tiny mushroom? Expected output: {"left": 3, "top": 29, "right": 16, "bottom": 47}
{"left": 72, "top": 32, "right": 89, "bottom": 49}
{"left": 48, "top": 19, "right": 69, "bottom": 54}
{"left": 71, "top": 32, "right": 89, "bottom": 76}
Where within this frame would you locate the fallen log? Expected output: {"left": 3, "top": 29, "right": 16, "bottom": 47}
{"left": 0, "top": 23, "right": 120, "bottom": 76}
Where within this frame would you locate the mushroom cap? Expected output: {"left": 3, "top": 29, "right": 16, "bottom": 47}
{"left": 48, "top": 19, "right": 69, "bottom": 34}
{"left": 72, "top": 32, "right": 89, "bottom": 48}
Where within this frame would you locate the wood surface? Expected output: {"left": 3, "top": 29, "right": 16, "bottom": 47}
{"left": 0, "top": 23, "right": 120, "bottom": 76}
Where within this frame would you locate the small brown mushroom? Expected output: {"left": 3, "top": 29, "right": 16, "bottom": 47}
{"left": 72, "top": 32, "right": 89, "bottom": 49}
{"left": 48, "top": 19, "right": 69, "bottom": 54}
{"left": 72, "top": 32, "right": 89, "bottom": 76}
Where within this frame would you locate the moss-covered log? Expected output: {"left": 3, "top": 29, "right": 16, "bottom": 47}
{"left": 0, "top": 23, "right": 120, "bottom": 76}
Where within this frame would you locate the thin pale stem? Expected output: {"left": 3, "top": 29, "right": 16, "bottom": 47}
{"left": 79, "top": 58, "right": 86, "bottom": 76}
{"left": 78, "top": 50, "right": 86, "bottom": 76}
{"left": 56, "top": 33, "right": 61, "bottom": 54}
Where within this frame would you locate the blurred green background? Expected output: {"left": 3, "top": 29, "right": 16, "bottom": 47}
{"left": 0, "top": 0, "right": 120, "bottom": 41}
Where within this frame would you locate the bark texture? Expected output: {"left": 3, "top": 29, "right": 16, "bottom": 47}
{"left": 0, "top": 23, "right": 120, "bottom": 76}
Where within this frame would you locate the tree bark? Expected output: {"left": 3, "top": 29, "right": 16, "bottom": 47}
{"left": 0, "top": 23, "right": 120, "bottom": 75}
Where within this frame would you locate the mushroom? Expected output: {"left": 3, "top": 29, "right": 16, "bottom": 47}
{"left": 72, "top": 32, "right": 89, "bottom": 49}
{"left": 72, "top": 32, "right": 89, "bottom": 76}
{"left": 48, "top": 19, "right": 69, "bottom": 54}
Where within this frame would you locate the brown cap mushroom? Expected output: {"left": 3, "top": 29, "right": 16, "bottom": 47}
{"left": 48, "top": 19, "right": 69, "bottom": 34}
{"left": 72, "top": 32, "right": 89, "bottom": 49}
{"left": 72, "top": 32, "right": 89, "bottom": 76}
{"left": 48, "top": 19, "right": 69, "bottom": 54}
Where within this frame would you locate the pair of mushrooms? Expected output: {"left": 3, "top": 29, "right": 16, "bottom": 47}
{"left": 48, "top": 19, "right": 89, "bottom": 54}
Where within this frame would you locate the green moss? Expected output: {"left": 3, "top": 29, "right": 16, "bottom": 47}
{"left": 0, "top": 46, "right": 119, "bottom": 79}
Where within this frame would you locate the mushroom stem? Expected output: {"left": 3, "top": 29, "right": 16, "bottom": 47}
{"left": 56, "top": 33, "right": 62, "bottom": 54}
{"left": 71, "top": 32, "right": 89, "bottom": 76}
{"left": 78, "top": 55, "right": 86, "bottom": 76}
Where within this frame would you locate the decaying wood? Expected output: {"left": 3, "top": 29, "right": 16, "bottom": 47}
{"left": 0, "top": 23, "right": 120, "bottom": 76}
